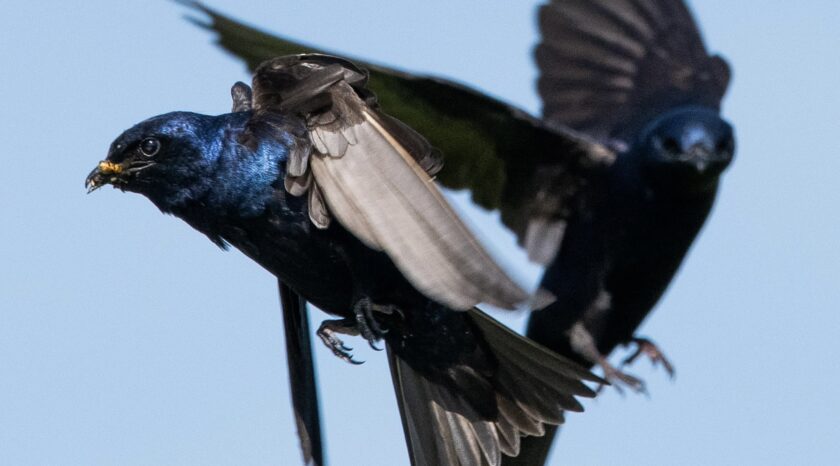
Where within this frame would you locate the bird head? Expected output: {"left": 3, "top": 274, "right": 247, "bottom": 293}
{"left": 637, "top": 106, "right": 735, "bottom": 192}
{"left": 86, "top": 112, "right": 221, "bottom": 212}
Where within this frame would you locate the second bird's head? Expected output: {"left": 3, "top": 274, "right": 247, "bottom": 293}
{"left": 637, "top": 106, "right": 735, "bottom": 193}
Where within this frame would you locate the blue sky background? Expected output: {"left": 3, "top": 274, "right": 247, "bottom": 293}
{"left": 1, "top": 1, "right": 838, "bottom": 465}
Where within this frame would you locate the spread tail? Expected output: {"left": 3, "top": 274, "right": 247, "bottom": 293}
{"left": 388, "top": 308, "right": 602, "bottom": 466}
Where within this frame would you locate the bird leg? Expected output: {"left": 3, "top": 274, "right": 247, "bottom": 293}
{"left": 621, "top": 336, "right": 675, "bottom": 379}
{"left": 316, "top": 318, "right": 363, "bottom": 365}
{"left": 353, "top": 297, "right": 398, "bottom": 351}
{"left": 315, "top": 297, "right": 397, "bottom": 364}
{"left": 567, "top": 323, "right": 646, "bottom": 395}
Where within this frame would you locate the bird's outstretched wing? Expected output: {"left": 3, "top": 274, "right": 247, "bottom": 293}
{"left": 182, "top": 1, "right": 614, "bottom": 264}
{"left": 244, "top": 54, "right": 529, "bottom": 310}
{"left": 535, "top": 0, "right": 731, "bottom": 142}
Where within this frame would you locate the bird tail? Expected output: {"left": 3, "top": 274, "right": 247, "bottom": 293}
{"left": 387, "top": 308, "right": 602, "bottom": 466}
{"left": 497, "top": 426, "right": 559, "bottom": 466}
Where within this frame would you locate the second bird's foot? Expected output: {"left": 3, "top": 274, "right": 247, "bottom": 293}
{"left": 596, "top": 356, "right": 647, "bottom": 396}
{"left": 621, "top": 336, "right": 676, "bottom": 379}
{"left": 568, "top": 322, "right": 647, "bottom": 395}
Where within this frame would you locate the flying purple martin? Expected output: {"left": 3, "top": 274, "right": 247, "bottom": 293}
{"left": 85, "top": 54, "right": 603, "bottom": 466}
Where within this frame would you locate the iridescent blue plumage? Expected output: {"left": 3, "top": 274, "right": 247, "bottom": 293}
{"left": 106, "top": 111, "right": 289, "bottom": 217}
{"left": 86, "top": 62, "right": 601, "bottom": 464}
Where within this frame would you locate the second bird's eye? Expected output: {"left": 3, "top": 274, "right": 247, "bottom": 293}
{"left": 139, "top": 138, "right": 161, "bottom": 157}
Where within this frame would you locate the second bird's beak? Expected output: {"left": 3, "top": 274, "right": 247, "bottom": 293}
{"left": 85, "top": 161, "right": 125, "bottom": 193}
{"left": 686, "top": 143, "right": 713, "bottom": 174}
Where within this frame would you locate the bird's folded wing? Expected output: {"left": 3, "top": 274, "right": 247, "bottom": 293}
{"left": 247, "top": 55, "right": 528, "bottom": 310}
{"left": 536, "top": 0, "right": 731, "bottom": 141}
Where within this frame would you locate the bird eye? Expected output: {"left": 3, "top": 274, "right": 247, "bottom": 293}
{"left": 139, "top": 138, "right": 161, "bottom": 157}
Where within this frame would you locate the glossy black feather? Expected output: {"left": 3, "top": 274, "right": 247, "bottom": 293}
{"left": 536, "top": 0, "right": 730, "bottom": 141}
{"left": 278, "top": 281, "right": 324, "bottom": 466}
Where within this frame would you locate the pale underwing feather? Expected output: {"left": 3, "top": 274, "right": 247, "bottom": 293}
{"left": 310, "top": 112, "right": 527, "bottom": 310}
{"left": 310, "top": 132, "right": 488, "bottom": 310}
{"left": 307, "top": 183, "right": 331, "bottom": 229}
{"left": 284, "top": 173, "right": 311, "bottom": 197}
{"left": 309, "top": 157, "right": 381, "bottom": 249}
{"left": 524, "top": 218, "right": 566, "bottom": 265}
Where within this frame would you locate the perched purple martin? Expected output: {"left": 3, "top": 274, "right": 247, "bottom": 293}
{"left": 85, "top": 54, "right": 602, "bottom": 466}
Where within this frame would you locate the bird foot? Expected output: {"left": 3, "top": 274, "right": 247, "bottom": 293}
{"left": 568, "top": 323, "right": 646, "bottom": 395}
{"left": 621, "top": 337, "right": 675, "bottom": 379}
{"left": 353, "top": 297, "right": 396, "bottom": 351}
{"left": 595, "top": 356, "right": 647, "bottom": 396}
{"left": 315, "top": 298, "right": 397, "bottom": 363}
{"left": 316, "top": 318, "right": 363, "bottom": 365}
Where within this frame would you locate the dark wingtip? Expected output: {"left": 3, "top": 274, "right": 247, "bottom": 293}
{"left": 173, "top": 0, "right": 213, "bottom": 30}
{"left": 170, "top": 0, "right": 201, "bottom": 10}
{"left": 183, "top": 14, "right": 212, "bottom": 31}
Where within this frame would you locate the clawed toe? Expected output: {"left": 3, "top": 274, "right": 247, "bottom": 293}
{"left": 597, "top": 358, "right": 647, "bottom": 396}
{"left": 353, "top": 297, "right": 391, "bottom": 350}
{"left": 315, "top": 299, "right": 397, "bottom": 362}
{"left": 622, "top": 337, "right": 676, "bottom": 379}
{"left": 568, "top": 323, "right": 647, "bottom": 396}
{"left": 317, "top": 319, "right": 364, "bottom": 365}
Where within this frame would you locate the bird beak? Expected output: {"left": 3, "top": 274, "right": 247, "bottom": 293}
{"left": 85, "top": 159, "right": 157, "bottom": 193}
{"left": 85, "top": 161, "right": 125, "bottom": 193}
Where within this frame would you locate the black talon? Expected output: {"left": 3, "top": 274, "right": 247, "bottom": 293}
{"left": 315, "top": 299, "right": 395, "bottom": 361}
{"left": 316, "top": 318, "right": 364, "bottom": 365}
{"left": 352, "top": 297, "right": 389, "bottom": 350}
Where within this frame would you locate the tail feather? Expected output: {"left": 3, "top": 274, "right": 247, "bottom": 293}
{"left": 496, "top": 394, "right": 543, "bottom": 439}
{"left": 390, "top": 352, "right": 496, "bottom": 466}
{"left": 469, "top": 309, "right": 602, "bottom": 387}
{"left": 388, "top": 308, "right": 603, "bottom": 466}
{"left": 499, "top": 427, "right": 559, "bottom": 466}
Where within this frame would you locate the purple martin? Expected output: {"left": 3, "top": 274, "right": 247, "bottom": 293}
{"left": 512, "top": 0, "right": 735, "bottom": 463}
{"left": 85, "top": 54, "right": 602, "bottom": 466}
